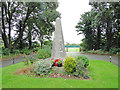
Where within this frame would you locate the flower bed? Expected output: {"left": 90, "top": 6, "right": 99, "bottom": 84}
{"left": 15, "top": 55, "right": 90, "bottom": 80}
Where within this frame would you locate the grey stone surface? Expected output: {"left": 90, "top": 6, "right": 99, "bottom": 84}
{"left": 51, "top": 18, "right": 66, "bottom": 59}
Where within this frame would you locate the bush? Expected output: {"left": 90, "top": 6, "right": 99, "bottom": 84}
{"left": 23, "top": 55, "right": 29, "bottom": 65}
{"left": 34, "top": 60, "right": 52, "bottom": 75}
{"left": 32, "top": 47, "right": 39, "bottom": 52}
{"left": 12, "top": 49, "right": 20, "bottom": 54}
{"left": 28, "top": 55, "right": 36, "bottom": 64}
{"left": 87, "top": 50, "right": 97, "bottom": 54}
{"left": 23, "top": 55, "right": 37, "bottom": 65}
{"left": 64, "top": 56, "right": 76, "bottom": 73}
{"left": 20, "top": 49, "right": 24, "bottom": 54}
{"left": 110, "top": 48, "right": 120, "bottom": 55}
{"left": 2, "top": 48, "right": 10, "bottom": 55}
{"left": 73, "top": 58, "right": 85, "bottom": 77}
{"left": 37, "top": 45, "right": 51, "bottom": 59}
{"left": 20, "top": 47, "right": 32, "bottom": 55}
{"left": 25, "top": 50, "right": 32, "bottom": 55}
{"left": 75, "top": 55, "right": 89, "bottom": 68}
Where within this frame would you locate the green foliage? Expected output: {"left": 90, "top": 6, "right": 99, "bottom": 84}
{"left": 76, "top": 55, "right": 89, "bottom": 68}
{"left": 12, "top": 49, "right": 20, "bottom": 54}
{"left": 76, "top": 2, "right": 120, "bottom": 51}
{"left": 2, "top": 48, "right": 10, "bottom": 55}
{"left": 1, "top": 1, "right": 60, "bottom": 51}
{"left": 32, "top": 41, "right": 40, "bottom": 48}
{"left": 32, "top": 47, "right": 39, "bottom": 52}
{"left": 37, "top": 45, "right": 51, "bottom": 59}
{"left": 110, "top": 48, "right": 120, "bottom": 54}
{"left": 29, "top": 55, "right": 36, "bottom": 64}
{"left": 21, "top": 47, "right": 32, "bottom": 55}
{"left": 87, "top": 50, "right": 97, "bottom": 54}
{"left": 73, "top": 59, "right": 85, "bottom": 77}
{"left": 58, "top": 60, "right": 62, "bottom": 64}
{"left": 23, "top": 55, "right": 36, "bottom": 65}
{"left": 64, "top": 56, "right": 76, "bottom": 73}
{"left": 86, "top": 50, "right": 114, "bottom": 55}
{"left": 23, "top": 55, "right": 29, "bottom": 65}
{"left": 76, "top": 59, "right": 85, "bottom": 76}
{"left": 34, "top": 60, "right": 52, "bottom": 75}
{"left": 44, "top": 40, "right": 53, "bottom": 47}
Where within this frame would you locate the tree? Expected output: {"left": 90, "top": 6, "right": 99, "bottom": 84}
{"left": 76, "top": 2, "right": 120, "bottom": 51}
{"left": 1, "top": 2, "right": 60, "bottom": 51}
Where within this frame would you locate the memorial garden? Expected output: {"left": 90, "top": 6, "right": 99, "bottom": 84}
{"left": 0, "top": 1, "right": 119, "bottom": 89}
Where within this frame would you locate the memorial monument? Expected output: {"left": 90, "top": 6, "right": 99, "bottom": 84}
{"left": 51, "top": 18, "right": 66, "bottom": 59}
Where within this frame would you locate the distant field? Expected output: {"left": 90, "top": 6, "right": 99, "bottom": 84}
{"left": 65, "top": 48, "right": 79, "bottom": 52}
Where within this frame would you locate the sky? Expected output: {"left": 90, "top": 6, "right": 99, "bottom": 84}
{"left": 56, "top": 0, "right": 92, "bottom": 44}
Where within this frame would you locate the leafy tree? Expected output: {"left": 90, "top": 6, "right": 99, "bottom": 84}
{"left": 1, "top": 2, "right": 60, "bottom": 51}
{"left": 76, "top": 2, "right": 120, "bottom": 52}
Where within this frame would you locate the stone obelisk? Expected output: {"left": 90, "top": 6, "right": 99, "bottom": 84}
{"left": 51, "top": 18, "right": 66, "bottom": 59}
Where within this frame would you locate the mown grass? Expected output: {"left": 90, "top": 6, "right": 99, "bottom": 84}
{"left": 65, "top": 48, "right": 79, "bottom": 52}
{"left": 2, "top": 60, "right": 118, "bottom": 88}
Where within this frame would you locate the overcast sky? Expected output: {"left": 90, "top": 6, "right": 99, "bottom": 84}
{"left": 56, "top": 0, "right": 92, "bottom": 44}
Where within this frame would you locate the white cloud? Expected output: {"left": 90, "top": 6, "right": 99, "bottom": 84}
{"left": 57, "top": 0, "right": 91, "bottom": 44}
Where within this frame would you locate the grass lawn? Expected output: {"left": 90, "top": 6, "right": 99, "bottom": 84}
{"left": 65, "top": 48, "right": 79, "bottom": 52}
{"left": 1, "top": 60, "right": 118, "bottom": 88}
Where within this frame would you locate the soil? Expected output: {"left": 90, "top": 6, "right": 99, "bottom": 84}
{"left": 35, "top": 70, "right": 90, "bottom": 80}
{"left": 14, "top": 65, "right": 34, "bottom": 75}
{"left": 14, "top": 65, "right": 90, "bottom": 80}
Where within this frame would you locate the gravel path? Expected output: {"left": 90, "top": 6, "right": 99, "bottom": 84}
{"left": 1, "top": 52, "right": 119, "bottom": 68}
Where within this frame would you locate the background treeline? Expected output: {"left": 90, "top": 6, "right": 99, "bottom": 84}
{"left": 1, "top": 1, "right": 60, "bottom": 55}
{"left": 76, "top": 2, "right": 120, "bottom": 55}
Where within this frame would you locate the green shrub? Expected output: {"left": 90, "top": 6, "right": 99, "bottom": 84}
{"left": 64, "top": 56, "right": 76, "bottom": 73}
{"left": 2, "top": 48, "right": 10, "bottom": 55}
{"left": 23, "top": 55, "right": 37, "bottom": 65}
{"left": 29, "top": 55, "right": 36, "bottom": 64}
{"left": 76, "top": 55, "right": 89, "bottom": 68}
{"left": 73, "top": 58, "right": 85, "bottom": 77}
{"left": 37, "top": 45, "right": 51, "bottom": 59}
{"left": 23, "top": 55, "right": 29, "bottom": 65}
{"left": 25, "top": 50, "right": 32, "bottom": 55}
{"left": 21, "top": 47, "right": 32, "bottom": 55}
{"left": 95, "top": 50, "right": 101, "bottom": 54}
{"left": 34, "top": 60, "right": 52, "bottom": 75}
{"left": 32, "top": 47, "right": 39, "bottom": 52}
{"left": 87, "top": 50, "right": 97, "bottom": 54}
{"left": 110, "top": 48, "right": 120, "bottom": 54}
{"left": 12, "top": 49, "right": 20, "bottom": 54}
{"left": 20, "top": 49, "right": 24, "bottom": 54}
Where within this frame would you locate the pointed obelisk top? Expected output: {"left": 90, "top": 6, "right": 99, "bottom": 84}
{"left": 51, "top": 18, "right": 66, "bottom": 59}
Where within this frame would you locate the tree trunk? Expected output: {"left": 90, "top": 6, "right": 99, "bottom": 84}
{"left": 8, "top": 2, "right": 11, "bottom": 50}
{"left": 1, "top": 3, "right": 9, "bottom": 48}
{"left": 40, "top": 36, "right": 43, "bottom": 48}
{"left": 13, "top": 7, "right": 35, "bottom": 49}
{"left": 106, "top": 21, "right": 112, "bottom": 51}
{"left": 96, "top": 25, "right": 101, "bottom": 50}
{"left": 28, "top": 30, "right": 32, "bottom": 49}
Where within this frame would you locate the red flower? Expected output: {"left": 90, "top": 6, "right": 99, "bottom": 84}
{"left": 54, "top": 59, "right": 59, "bottom": 66}
{"left": 54, "top": 59, "right": 63, "bottom": 66}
